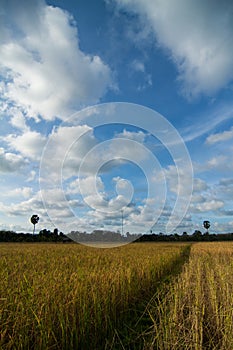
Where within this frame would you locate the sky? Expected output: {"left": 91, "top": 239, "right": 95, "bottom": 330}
{"left": 0, "top": 0, "right": 233, "bottom": 236}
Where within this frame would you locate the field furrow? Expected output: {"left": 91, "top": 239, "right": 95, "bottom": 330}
{"left": 146, "top": 242, "right": 233, "bottom": 350}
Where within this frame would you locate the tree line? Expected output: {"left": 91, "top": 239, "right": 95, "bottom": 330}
{"left": 0, "top": 229, "right": 71, "bottom": 243}
{"left": 135, "top": 231, "right": 233, "bottom": 242}
{"left": 1, "top": 229, "right": 233, "bottom": 243}
{"left": 1, "top": 217, "right": 232, "bottom": 243}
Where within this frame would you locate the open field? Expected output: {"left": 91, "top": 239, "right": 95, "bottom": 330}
{"left": 0, "top": 242, "right": 189, "bottom": 349}
{"left": 1, "top": 242, "right": 233, "bottom": 349}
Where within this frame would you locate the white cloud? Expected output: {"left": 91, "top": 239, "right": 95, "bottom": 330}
{"left": 26, "top": 170, "right": 37, "bottom": 182}
{"left": 40, "top": 124, "right": 96, "bottom": 182}
{"left": 4, "top": 131, "right": 47, "bottom": 160}
{"left": 115, "top": 129, "right": 146, "bottom": 143}
{"left": 0, "top": 189, "right": 80, "bottom": 224}
{"left": 181, "top": 103, "right": 233, "bottom": 143}
{"left": 130, "top": 60, "right": 152, "bottom": 91}
{"left": 207, "top": 155, "right": 228, "bottom": 170}
{"left": 114, "top": 0, "right": 233, "bottom": 97}
{"left": 191, "top": 194, "right": 206, "bottom": 204}
{"left": 206, "top": 127, "right": 233, "bottom": 145}
{"left": 194, "top": 154, "right": 233, "bottom": 174}
{"left": 163, "top": 164, "right": 193, "bottom": 197}
{"left": 196, "top": 199, "right": 224, "bottom": 212}
{"left": 74, "top": 178, "right": 132, "bottom": 214}
{"left": 46, "top": 128, "right": 150, "bottom": 180}
{"left": 10, "top": 109, "right": 29, "bottom": 131}
{"left": 108, "top": 137, "right": 149, "bottom": 163}
{"left": 113, "top": 176, "right": 133, "bottom": 196}
{"left": 212, "top": 221, "right": 233, "bottom": 234}
{"left": 129, "top": 198, "right": 158, "bottom": 227}
{"left": 7, "top": 187, "right": 33, "bottom": 199}
{"left": 0, "top": 1, "right": 113, "bottom": 121}
{"left": 68, "top": 175, "right": 105, "bottom": 196}
{"left": 0, "top": 191, "right": 45, "bottom": 217}
{"left": 136, "top": 74, "right": 152, "bottom": 91}
{"left": 0, "top": 147, "right": 27, "bottom": 172}
{"left": 215, "top": 178, "right": 233, "bottom": 200}
{"left": 131, "top": 59, "right": 145, "bottom": 72}
{"left": 193, "top": 178, "right": 208, "bottom": 192}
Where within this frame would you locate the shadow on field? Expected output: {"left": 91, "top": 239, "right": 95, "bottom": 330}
{"left": 105, "top": 244, "right": 192, "bottom": 350}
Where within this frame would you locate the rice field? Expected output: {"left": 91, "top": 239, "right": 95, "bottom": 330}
{"left": 146, "top": 242, "right": 233, "bottom": 349}
{"left": 1, "top": 242, "right": 233, "bottom": 350}
{"left": 0, "top": 242, "right": 189, "bottom": 350}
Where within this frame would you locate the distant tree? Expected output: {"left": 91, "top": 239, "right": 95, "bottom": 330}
{"left": 203, "top": 220, "right": 210, "bottom": 234}
{"left": 192, "top": 230, "right": 202, "bottom": 241}
{"left": 39, "top": 229, "right": 51, "bottom": 238}
{"left": 30, "top": 214, "right": 39, "bottom": 235}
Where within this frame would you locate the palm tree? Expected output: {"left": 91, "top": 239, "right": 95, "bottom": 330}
{"left": 31, "top": 214, "right": 39, "bottom": 235}
{"left": 203, "top": 220, "right": 210, "bottom": 234}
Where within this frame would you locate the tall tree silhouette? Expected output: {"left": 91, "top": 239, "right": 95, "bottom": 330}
{"left": 203, "top": 220, "right": 210, "bottom": 234}
{"left": 31, "top": 214, "right": 39, "bottom": 235}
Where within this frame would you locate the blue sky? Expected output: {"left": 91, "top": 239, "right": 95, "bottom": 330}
{"left": 0, "top": 0, "right": 233, "bottom": 235}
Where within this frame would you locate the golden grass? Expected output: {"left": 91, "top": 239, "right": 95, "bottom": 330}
{"left": 0, "top": 242, "right": 189, "bottom": 349}
{"left": 147, "top": 242, "right": 233, "bottom": 350}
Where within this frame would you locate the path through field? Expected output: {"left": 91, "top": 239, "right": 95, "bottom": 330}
{"left": 107, "top": 244, "right": 191, "bottom": 349}
{"left": 144, "top": 242, "right": 233, "bottom": 350}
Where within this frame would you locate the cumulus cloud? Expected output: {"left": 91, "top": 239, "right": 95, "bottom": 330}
{"left": 10, "top": 109, "right": 29, "bottom": 131}
{"left": 0, "top": 191, "right": 45, "bottom": 217}
{"left": 114, "top": 0, "right": 233, "bottom": 97}
{"left": 194, "top": 178, "right": 208, "bottom": 192}
{"left": 115, "top": 129, "right": 146, "bottom": 143}
{"left": 191, "top": 193, "right": 206, "bottom": 205}
{"left": 0, "top": 147, "right": 27, "bottom": 172}
{"left": 215, "top": 178, "right": 233, "bottom": 200}
{"left": 7, "top": 187, "right": 33, "bottom": 199}
{"left": 68, "top": 175, "right": 133, "bottom": 214}
{"left": 4, "top": 131, "right": 47, "bottom": 160}
{"left": 196, "top": 199, "right": 224, "bottom": 212}
{"left": 107, "top": 137, "right": 150, "bottom": 164}
{"left": 194, "top": 154, "right": 233, "bottom": 174}
{"left": 0, "top": 188, "right": 81, "bottom": 224}
{"left": 43, "top": 127, "right": 150, "bottom": 181}
{"left": 0, "top": 0, "right": 113, "bottom": 121}
{"left": 161, "top": 164, "right": 193, "bottom": 197}
{"left": 207, "top": 155, "right": 229, "bottom": 170}
{"left": 68, "top": 175, "right": 105, "bottom": 196}
{"left": 40, "top": 124, "right": 96, "bottom": 183}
